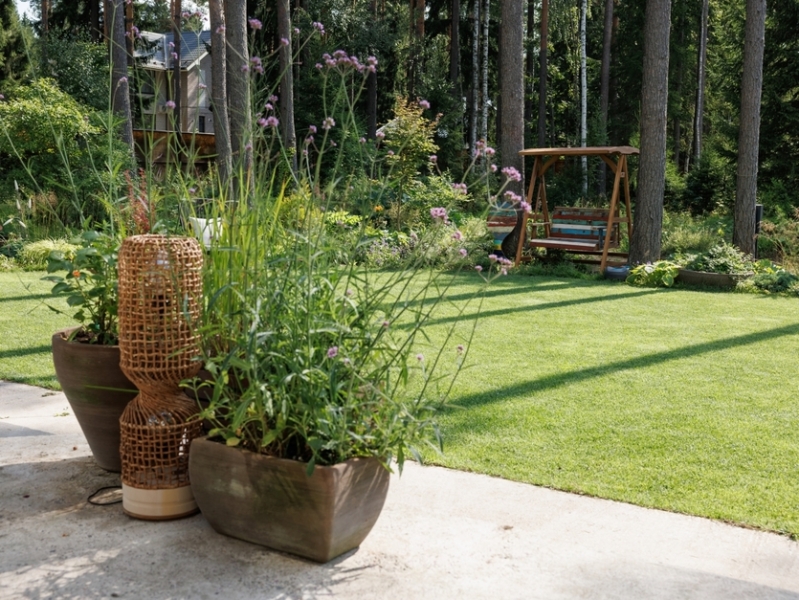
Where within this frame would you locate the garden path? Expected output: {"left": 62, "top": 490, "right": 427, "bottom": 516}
{"left": 1, "top": 380, "right": 798, "bottom": 599}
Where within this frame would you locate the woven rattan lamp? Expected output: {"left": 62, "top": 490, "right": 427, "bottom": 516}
{"left": 118, "top": 235, "right": 204, "bottom": 520}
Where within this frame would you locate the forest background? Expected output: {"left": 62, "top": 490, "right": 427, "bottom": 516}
{"left": 0, "top": 0, "right": 798, "bottom": 268}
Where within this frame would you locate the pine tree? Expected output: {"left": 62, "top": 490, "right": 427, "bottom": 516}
{"left": 0, "top": 0, "right": 30, "bottom": 91}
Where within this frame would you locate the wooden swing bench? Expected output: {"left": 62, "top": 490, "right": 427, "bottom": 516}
{"left": 489, "top": 146, "right": 639, "bottom": 271}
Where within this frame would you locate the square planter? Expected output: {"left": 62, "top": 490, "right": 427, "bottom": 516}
{"left": 189, "top": 436, "right": 390, "bottom": 562}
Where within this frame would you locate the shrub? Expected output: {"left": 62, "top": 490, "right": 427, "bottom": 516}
{"left": 626, "top": 261, "right": 681, "bottom": 287}
{"left": 682, "top": 242, "right": 753, "bottom": 274}
{"left": 18, "top": 239, "right": 78, "bottom": 270}
{"left": 0, "top": 255, "right": 16, "bottom": 272}
{"left": 661, "top": 212, "right": 725, "bottom": 256}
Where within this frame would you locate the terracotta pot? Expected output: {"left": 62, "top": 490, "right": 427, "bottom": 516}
{"left": 51, "top": 328, "right": 138, "bottom": 472}
{"left": 189, "top": 436, "right": 390, "bottom": 563}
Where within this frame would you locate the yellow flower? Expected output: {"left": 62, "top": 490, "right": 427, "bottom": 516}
{"left": 374, "top": 205, "right": 383, "bottom": 212}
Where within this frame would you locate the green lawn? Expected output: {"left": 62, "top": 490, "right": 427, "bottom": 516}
{"left": 0, "top": 272, "right": 73, "bottom": 388}
{"left": 419, "top": 273, "right": 799, "bottom": 538}
{"left": 3, "top": 270, "right": 798, "bottom": 537}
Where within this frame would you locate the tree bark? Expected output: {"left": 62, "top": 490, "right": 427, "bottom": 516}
{"left": 499, "top": 0, "right": 524, "bottom": 197}
{"left": 226, "top": 0, "right": 253, "bottom": 199}
{"left": 524, "top": 0, "right": 536, "bottom": 148}
{"left": 470, "top": 0, "right": 480, "bottom": 152}
{"left": 733, "top": 0, "right": 766, "bottom": 255}
{"left": 209, "top": 0, "right": 232, "bottom": 190}
{"left": 672, "top": 13, "right": 685, "bottom": 170}
{"left": 580, "top": 0, "right": 587, "bottom": 196}
{"left": 368, "top": 0, "right": 378, "bottom": 139}
{"left": 277, "top": 0, "right": 297, "bottom": 175}
{"left": 598, "top": 0, "right": 613, "bottom": 196}
{"left": 172, "top": 0, "right": 182, "bottom": 133}
{"left": 480, "top": 0, "right": 489, "bottom": 145}
{"left": 691, "top": 0, "right": 709, "bottom": 169}
{"left": 630, "top": 0, "right": 671, "bottom": 264}
{"left": 110, "top": 0, "right": 133, "bottom": 155}
{"left": 125, "top": 1, "right": 133, "bottom": 66}
{"left": 537, "top": 0, "right": 548, "bottom": 147}
{"left": 450, "top": 0, "right": 460, "bottom": 90}
{"left": 91, "top": 0, "right": 101, "bottom": 42}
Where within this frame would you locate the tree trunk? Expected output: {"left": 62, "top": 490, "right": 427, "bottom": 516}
{"left": 450, "top": 0, "right": 460, "bottom": 90}
{"left": 500, "top": 0, "right": 524, "bottom": 195}
{"left": 598, "top": 0, "right": 613, "bottom": 196}
{"left": 580, "top": 0, "right": 587, "bottom": 196}
{"left": 277, "top": 0, "right": 297, "bottom": 175}
{"left": 691, "top": 0, "right": 709, "bottom": 169}
{"left": 537, "top": 0, "right": 548, "bottom": 147}
{"left": 172, "top": 0, "right": 182, "bottom": 133}
{"left": 470, "top": 0, "right": 480, "bottom": 152}
{"left": 110, "top": 0, "right": 133, "bottom": 155}
{"left": 91, "top": 0, "right": 101, "bottom": 42}
{"left": 368, "top": 0, "right": 378, "bottom": 139}
{"left": 524, "top": 0, "right": 536, "bottom": 149}
{"left": 226, "top": 0, "right": 253, "bottom": 200}
{"left": 480, "top": 0, "right": 489, "bottom": 145}
{"left": 672, "top": 14, "right": 684, "bottom": 170}
{"left": 733, "top": 0, "right": 766, "bottom": 255}
{"left": 125, "top": 1, "right": 133, "bottom": 66}
{"left": 629, "top": 0, "right": 671, "bottom": 264}
{"left": 209, "top": 0, "right": 232, "bottom": 190}
{"left": 409, "top": 0, "right": 425, "bottom": 95}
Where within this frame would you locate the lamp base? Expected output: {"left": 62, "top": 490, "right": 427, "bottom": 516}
{"left": 122, "top": 483, "right": 198, "bottom": 520}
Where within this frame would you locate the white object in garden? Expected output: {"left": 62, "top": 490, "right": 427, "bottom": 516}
{"left": 188, "top": 217, "right": 223, "bottom": 249}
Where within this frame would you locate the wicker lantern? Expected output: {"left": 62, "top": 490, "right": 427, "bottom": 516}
{"left": 117, "top": 235, "right": 204, "bottom": 520}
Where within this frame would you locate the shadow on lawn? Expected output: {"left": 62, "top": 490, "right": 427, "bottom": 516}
{"left": 450, "top": 322, "right": 799, "bottom": 410}
{"left": 0, "top": 292, "right": 51, "bottom": 304}
{"left": 419, "top": 287, "right": 663, "bottom": 329}
{"left": 0, "top": 344, "right": 52, "bottom": 360}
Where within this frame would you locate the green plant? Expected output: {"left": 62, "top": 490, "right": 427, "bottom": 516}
{"left": 682, "top": 241, "right": 753, "bottom": 274}
{"left": 0, "top": 254, "right": 15, "bottom": 271}
{"left": 42, "top": 230, "right": 120, "bottom": 345}
{"left": 626, "top": 260, "right": 681, "bottom": 287}
{"left": 17, "top": 239, "right": 78, "bottom": 270}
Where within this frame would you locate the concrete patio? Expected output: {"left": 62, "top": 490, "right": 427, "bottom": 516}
{"left": 1, "top": 380, "right": 798, "bottom": 599}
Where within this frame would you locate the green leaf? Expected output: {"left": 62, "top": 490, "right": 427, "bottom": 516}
{"left": 225, "top": 436, "right": 241, "bottom": 447}
{"left": 66, "top": 295, "right": 85, "bottom": 307}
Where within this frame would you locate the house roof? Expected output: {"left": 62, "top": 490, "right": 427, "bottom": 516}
{"left": 136, "top": 30, "right": 211, "bottom": 71}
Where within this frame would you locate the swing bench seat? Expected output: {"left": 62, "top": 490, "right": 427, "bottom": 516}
{"left": 527, "top": 206, "right": 614, "bottom": 252}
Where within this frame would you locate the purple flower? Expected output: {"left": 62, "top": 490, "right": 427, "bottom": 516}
{"left": 257, "top": 117, "right": 268, "bottom": 127}
{"left": 457, "top": 344, "right": 465, "bottom": 354}
{"left": 375, "top": 130, "right": 385, "bottom": 140}
{"left": 216, "top": 25, "right": 226, "bottom": 34}
{"left": 305, "top": 135, "right": 314, "bottom": 145}
{"left": 430, "top": 207, "right": 448, "bottom": 221}
{"left": 250, "top": 56, "right": 262, "bottom": 66}
{"left": 248, "top": 18, "right": 262, "bottom": 30}
{"left": 315, "top": 63, "right": 323, "bottom": 69}
{"left": 429, "top": 155, "right": 437, "bottom": 163}
{"left": 416, "top": 353, "right": 424, "bottom": 362}
{"left": 382, "top": 320, "right": 390, "bottom": 328}
{"left": 244, "top": 142, "right": 253, "bottom": 151}
{"left": 485, "top": 146, "right": 496, "bottom": 156}
{"left": 168, "top": 41, "right": 175, "bottom": 48}
{"left": 264, "top": 102, "right": 274, "bottom": 111}
{"left": 309, "top": 125, "right": 317, "bottom": 134}
{"left": 293, "top": 27, "right": 300, "bottom": 35}
{"left": 490, "top": 164, "right": 498, "bottom": 173}
{"left": 452, "top": 182, "right": 468, "bottom": 194}
{"left": 359, "top": 137, "right": 366, "bottom": 144}
{"left": 327, "top": 346, "right": 338, "bottom": 359}
{"left": 488, "top": 254, "right": 498, "bottom": 263}
{"left": 269, "top": 95, "right": 279, "bottom": 103}
{"left": 171, "top": 52, "right": 178, "bottom": 60}
{"left": 322, "top": 117, "right": 335, "bottom": 130}
{"left": 418, "top": 99, "right": 430, "bottom": 110}
{"left": 280, "top": 37, "right": 290, "bottom": 46}
{"left": 459, "top": 248, "right": 468, "bottom": 258}
{"left": 504, "top": 190, "right": 523, "bottom": 204}
{"left": 452, "top": 230, "right": 463, "bottom": 241}
{"left": 475, "top": 265, "right": 483, "bottom": 272}
{"left": 198, "top": 83, "right": 207, "bottom": 90}
{"left": 188, "top": 187, "right": 197, "bottom": 194}
{"left": 118, "top": 76, "right": 128, "bottom": 84}
{"left": 241, "top": 64, "right": 250, "bottom": 72}
{"left": 165, "top": 100, "right": 176, "bottom": 110}
{"left": 387, "top": 150, "right": 394, "bottom": 156}
{"left": 345, "top": 289, "right": 353, "bottom": 296}
{"left": 502, "top": 166, "right": 523, "bottom": 182}
{"left": 520, "top": 201, "right": 532, "bottom": 213}
{"left": 312, "top": 21, "right": 325, "bottom": 34}
{"left": 265, "top": 116, "right": 279, "bottom": 128}
{"left": 501, "top": 267, "right": 508, "bottom": 276}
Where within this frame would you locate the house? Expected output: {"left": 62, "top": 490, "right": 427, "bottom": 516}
{"left": 135, "top": 30, "right": 214, "bottom": 134}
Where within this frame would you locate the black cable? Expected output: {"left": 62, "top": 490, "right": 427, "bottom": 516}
{"left": 88, "top": 486, "right": 123, "bottom": 506}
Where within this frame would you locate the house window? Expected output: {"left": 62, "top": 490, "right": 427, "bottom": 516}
{"left": 199, "top": 116, "right": 206, "bottom": 133}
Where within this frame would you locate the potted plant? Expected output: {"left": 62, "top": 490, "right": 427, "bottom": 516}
{"left": 677, "top": 242, "right": 755, "bottom": 288}
{"left": 188, "top": 203, "right": 501, "bottom": 562}
{"left": 45, "top": 230, "right": 137, "bottom": 472}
